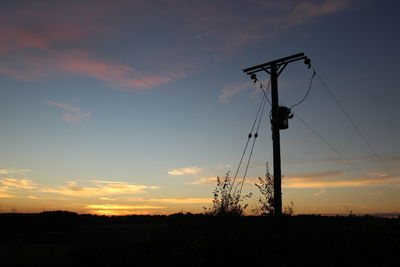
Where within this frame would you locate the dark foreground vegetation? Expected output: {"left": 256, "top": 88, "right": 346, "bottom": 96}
{"left": 1, "top": 211, "right": 399, "bottom": 267}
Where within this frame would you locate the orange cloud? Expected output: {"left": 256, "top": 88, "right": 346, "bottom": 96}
{"left": 0, "top": 192, "right": 15, "bottom": 198}
{"left": 0, "top": 169, "right": 31, "bottom": 175}
{"left": 145, "top": 198, "right": 212, "bottom": 204}
{"left": 283, "top": 176, "right": 399, "bottom": 189}
{"left": 190, "top": 177, "right": 217, "bottom": 185}
{"left": 168, "top": 166, "right": 202, "bottom": 176}
{"left": 0, "top": 178, "right": 36, "bottom": 189}
{"left": 42, "top": 180, "right": 158, "bottom": 197}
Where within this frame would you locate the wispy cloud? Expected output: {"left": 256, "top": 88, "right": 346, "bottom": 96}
{"left": 0, "top": 169, "right": 31, "bottom": 175}
{"left": 286, "top": 0, "right": 351, "bottom": 26}
{"left": 42, "top": 180, "right": 158, "bottom": 197}
{"left": 190, "top": 177, "right": 217, "bottom": 185}
{"left": 168, "top": 166, "right": 202, "bottom": 176}
{"left": 0, "top": 178, "right": 36, "bottom": 189}
{"left": 0, "top": 192, "right": 15, "bottom": 198}
{"left": 285, "top": 153, "right": 400, "bottom": 165}
{"left": 0, "top": 186, "right": 14, "bottom": 198}
{"left": 99, "top": 197, "right": 118, "bottom": 201}
{"left": 283, "top": 175, "right": 399, "bottom": 189}
{"left": 219, "top": 81, "right": 254, "bottom": 101}
{"left": 145, "top": 198, "right": 212, "bottom": 204}
{"left": 0, "top": 0, "right": 354, "bottom": 90}
{"left": 87, "top": 204, "right": 164, "bottom": 210}
{"left": 46, "top": 100, "right": 91, "bottom": 124}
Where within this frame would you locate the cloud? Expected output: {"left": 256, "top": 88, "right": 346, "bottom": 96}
{"left": 145, "top": 198, "right": 212, "bottom": 204}
{"left": 42, "top": 180, "right": 158, "bottom": 197}
{"left": 286, "top": 155, "right": 400, "bottom": 167}
{"left": 282, "top": 170, "right": 400, "bottom": 188}
{"left": 288, "top": 170, "right": 345, "bottom": 179}
{"left": 0, "top": 169, "right": 31, "bottom": 175}
{"left": 46, "top": 100, "right": 91, "bottom": 123}
{"left": 283, "top": 176, "right": 399, "bottom": 189}
{"left": 0, "top": 186, "right": 14, "bottom": 198}
{"left": 313, "top": 189, "right": 326, "bottom": 196}
{"left": 190, "top": 176, "right": 257, "bottom": 186}
{"left": 1, "top": 50, "right": 189, "bottom": 90}
{"left": 0, "top": 0, "right": 354, "bottom": 90}
{"left": 0, "top": 192, "right": 15, "bottom": 198}
{"left": 25, "top": 195, "right": 40, "bottom": 199}
{"left": 287, "top": 0, "right": 351, "bottom": 26}
{"left": 190, "top": 177, "right": 217, "bottom": 185}
{"left": 87, "top": 204, "right": 164, "bottom": 210}
{"left": 0, "top": 178, "right": 36, "bottom": 189}
{"left": 99, "top": 197, "right": 118, "bottom": 201}
{"left": 168, "top": 166, "right": 202, "bottom": 176}
{"left": 219, "top": 81, "right": 254, "bottom": 100}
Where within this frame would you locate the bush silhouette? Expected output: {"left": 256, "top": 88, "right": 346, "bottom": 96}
{"left": 254, "top": 163, "right": 274, "bottom": 215}
{"left": 206, "top": 171, "right": 251, "bottom": 216}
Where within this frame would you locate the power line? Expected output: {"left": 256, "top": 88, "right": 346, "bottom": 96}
{"left": 311, "top": 66, "right": 396, "bottom": 179}
{"left": 295, "top": 113, "right": 369, "bottom": 178}
{"left": 238, "top": 85, "right": 269, "bottom": 195}
{"left": 259, "top": 79, "right": 272, "bottom": 105}
{"left": 230, "top": 81, "right": 270, "bottom": 194}
{"left": 294, "top": 112, "right": 400, "bottom": 200}
{"left": 291, "top": 70, "right": 316, "bottom": 109}
{"left": 263, "top": 78, "right": 369, "bottom": 179}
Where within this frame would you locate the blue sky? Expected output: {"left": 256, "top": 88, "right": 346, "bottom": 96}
{"left": 0, "top": 0, "right": 399, "bottom": 215}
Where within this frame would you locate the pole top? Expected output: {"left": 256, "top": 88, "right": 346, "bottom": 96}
{"left": 243, "top": 53, "right": 308, "bottom": 75}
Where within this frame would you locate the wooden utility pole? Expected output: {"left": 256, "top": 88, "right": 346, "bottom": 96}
{"left": 243, "top": 53, "right": 310, "bottom": 216}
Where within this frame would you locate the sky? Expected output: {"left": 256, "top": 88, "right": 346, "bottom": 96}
{"left": 1, "top": 0, "right": 399, "bottom": 216}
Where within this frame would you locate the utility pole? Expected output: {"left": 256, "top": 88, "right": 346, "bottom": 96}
{"left": 243, "top": 53, "right": 311, "bottom": 216}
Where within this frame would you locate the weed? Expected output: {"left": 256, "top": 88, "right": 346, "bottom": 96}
{"left": 254, "top": 163, "right": 274, "bottom": 215}
{"left": 206, "top": 171, "right": 252, "bottom": 216}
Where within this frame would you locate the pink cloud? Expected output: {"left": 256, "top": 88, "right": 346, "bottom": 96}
{"left": 62, "top": 114, "right": 82, "bottom": 124}
{"left": 46, "top": 101, "right": 91, "bottom": 124}
{"left": 0, "top": 0, "right": 355, "bottom": 89}
{"left": 219, "top": 81, "right": 254, "bottom": 100}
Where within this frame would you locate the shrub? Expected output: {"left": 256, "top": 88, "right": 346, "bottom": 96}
{"left": 206, "top": 171, "right": 252, "bottom": 216}
{"left": 284, "top": 201, "right": 295, "bottom": 216}
{"left": 254, "top": 163, "right": 274, "bottom": 215}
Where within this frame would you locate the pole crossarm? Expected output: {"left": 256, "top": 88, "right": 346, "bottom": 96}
{"left": 243, "top": 53, "right": 306, "bottom": 76}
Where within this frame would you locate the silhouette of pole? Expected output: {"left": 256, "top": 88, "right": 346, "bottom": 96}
{"left": 270, "top": 63, "right": 282, "bottom": 216}
{"left": 243, "top": 53, "right": 310, "bottom": 217}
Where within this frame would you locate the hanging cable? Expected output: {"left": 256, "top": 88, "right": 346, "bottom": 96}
{"left": 259, "top": 79, "right": 272, "bottom": 105}
{"left": 291, "top": 70, "right": 316, "bottom": 109}
{"left": 238, "top": 82, "right": 270, "bottom": 195}
{"left": 295, "top": 113, "right": 368, "bottom": 178}
{"left": 229, "top": 82, "right": 269, "bottom": 194}
{"left": 311, "top": 66, "right": 396, "bottom": 179}
{"left": 294, "top": 112, "right": 399, "bottom": 200}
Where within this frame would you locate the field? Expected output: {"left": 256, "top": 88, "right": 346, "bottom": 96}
{"left": 1, "top": 211, "right": 399, "bottom": 266}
